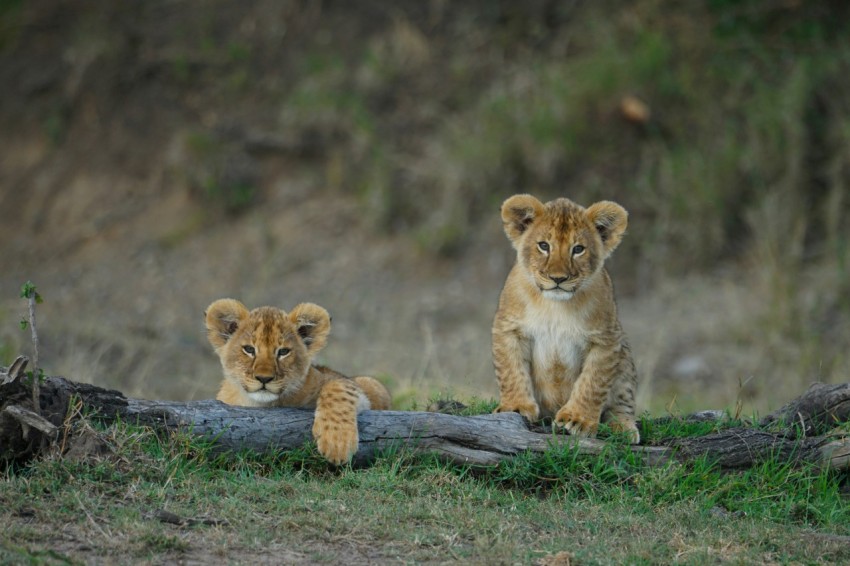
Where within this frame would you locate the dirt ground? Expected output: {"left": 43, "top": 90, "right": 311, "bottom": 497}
{"left": 4, "top": 514, "right": 403, "bottom": 565}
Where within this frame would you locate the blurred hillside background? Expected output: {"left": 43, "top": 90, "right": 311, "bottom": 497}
{"left": 1, "top": 0, "right": 849, "bottom": 414}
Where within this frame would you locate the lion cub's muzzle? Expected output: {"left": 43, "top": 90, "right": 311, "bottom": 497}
{"left": 539, "top": 273, "right": 577, "bottom": 292}
{"left": 244, "top": 373, "right": 280, "bottom": 393}
{"left": 255, "top": 375, "right": 274, "bottom": 386}
{"left": 244, "top": 374, "right": 282, "bottom": 404}
{"left": 538, "top": 274, "right": 579, "bottom": 301}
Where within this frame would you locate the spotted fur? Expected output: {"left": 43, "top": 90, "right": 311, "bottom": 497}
{"left": 492, "top": 194, "right": 640, "bottom": 443}
{"left": 205, "top": 298, "right": 391, "bottom": 464}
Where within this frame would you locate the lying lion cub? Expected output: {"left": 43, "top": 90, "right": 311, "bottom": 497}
{"left": 205, "top": 298, "right": 391, "bottom": 464}
{"left": 492, "top": 194, "right": 640, "bottom": 443}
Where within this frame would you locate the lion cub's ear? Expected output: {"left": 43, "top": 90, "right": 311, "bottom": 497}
{"left": 289, "top": 303, "right": 331, "bottom": 356}
{"left": 585, "top": 201, "right": 628, "bottom": 258}
{"left": 501, "top": 194, "right": 545, "bottom": 246}
{"left": 205, "top": 299, "right": 250, "bottom": 350}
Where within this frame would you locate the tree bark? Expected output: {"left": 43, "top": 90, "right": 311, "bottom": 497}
{"left": 760, "top": 382, "right": 850, "bottom": 435}
{"left": 2, "top": 369, "right": 849, "bottom": 470}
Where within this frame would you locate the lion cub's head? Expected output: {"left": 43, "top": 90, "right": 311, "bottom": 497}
{"left": 501, "top": 194, "right": 628, "bottom": 301}
{"left": 205, "top": 299, "right": 330, "bottom": 403}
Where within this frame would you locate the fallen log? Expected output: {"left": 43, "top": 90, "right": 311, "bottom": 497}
{"left": 1, "top": 364, "right": 848, "bottom": 470}
{"left": 26, "top": 374, "right": 675, "bottom": 467}
{"left": 761, "top": 382, "right": 850, "bottom": 435}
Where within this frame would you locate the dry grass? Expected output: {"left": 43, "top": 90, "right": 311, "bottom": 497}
{"left": 1, "top": 419, "right": 848, "bottom": 564}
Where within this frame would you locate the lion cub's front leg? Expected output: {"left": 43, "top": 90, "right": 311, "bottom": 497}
{"left": 312, "top": 379, "right": 370, "bottom": 465}
{"left": 554, "top": 343, "right": 620, "bottom": 438}
{"left": 492, "top": 325, "right": 540, "bottom": 421}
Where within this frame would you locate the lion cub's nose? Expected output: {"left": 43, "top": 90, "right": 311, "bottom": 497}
{"left": 550, "top": 276, "right": 568, "bottom": 284}
{"left": 255, "top": 375, "right": 274, "bottom": 385}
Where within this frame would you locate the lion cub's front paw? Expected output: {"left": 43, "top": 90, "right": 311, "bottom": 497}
{"left": 494, "top": 400, "right": 540, "bottom": 422}
{"left": 312, "top": 418, "right": 359, "bottom": 466}
{"left": 554, "top": 406, "right": 598, "bottom": 438}
{"left": 609, "top": 418, "right": 641, "bottom": 444}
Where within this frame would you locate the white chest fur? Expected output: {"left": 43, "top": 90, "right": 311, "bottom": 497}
{"left": 525, "top": 301, "right": 589, "bottom": 378}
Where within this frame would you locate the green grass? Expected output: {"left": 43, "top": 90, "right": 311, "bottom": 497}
{"left": 638, "top": 412, "right": 748, "bottom": 442}
{"left": 1, "top": 414, "right": 848, "bottom": 564}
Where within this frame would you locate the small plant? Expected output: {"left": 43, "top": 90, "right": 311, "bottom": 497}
{"left": 19, "top": 281, "right": 44, "bottom": 411}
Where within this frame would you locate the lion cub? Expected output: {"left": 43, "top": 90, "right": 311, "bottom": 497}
{"left": 492, "top": 194, "right": 640, "bottom": 443}
{"left": 205, "top": 298, "right": 391, "bottom": 464}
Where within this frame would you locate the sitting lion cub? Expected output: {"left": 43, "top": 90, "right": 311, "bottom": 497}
{"left": 492, "top": 194, "right": 640, "bottom": 443}
{"left": 205, "top": 298, "right": 391, "bottom": 464}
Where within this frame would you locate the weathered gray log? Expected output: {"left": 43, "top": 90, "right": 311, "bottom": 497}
{"left": 761, "top": 382, "right": 850, "bottom": 435}
{"left": 40, "top": 381, "right": 672, "bottom": 467}
{"left": 670, "top": 428, "right": 850, "bottom": 470}
{"left": 2, "top": 374, "right": 850, "bottom": 470}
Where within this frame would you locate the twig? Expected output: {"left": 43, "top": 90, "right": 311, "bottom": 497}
{"left": 20, "top": 282, "right": 41, "bottom": 416}
{"left": 148, "top": 508, "right": 230, "bottom": 527}
{"left": 27, "top": 292, "right": 40, "bottom": 413}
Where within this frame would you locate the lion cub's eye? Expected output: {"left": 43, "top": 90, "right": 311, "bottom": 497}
{"left": 277, "top": 348, "right": 292, "bottom": 359}
{"left": 572, "top": 245, "right": 586, "bottom": 256}
{"left": 537, "top": 241, "right": 550, "bottom": 253}
{"left": 242, "top": 345, "right": 256, "bottom": 356}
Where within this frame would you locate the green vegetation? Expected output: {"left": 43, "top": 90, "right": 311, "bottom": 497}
{"left": 17, "top": 280, "right": 41, "bottom": 331}
{"left": 1, "top": 413, "right": 847, "bottom": 564}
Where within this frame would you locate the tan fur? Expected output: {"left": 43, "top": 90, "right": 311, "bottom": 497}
{"left": 492, "top": 194, "right": 640, "bottom": 443}
{"left": 205, "top": 298, "right": 391, "bottom": 464}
